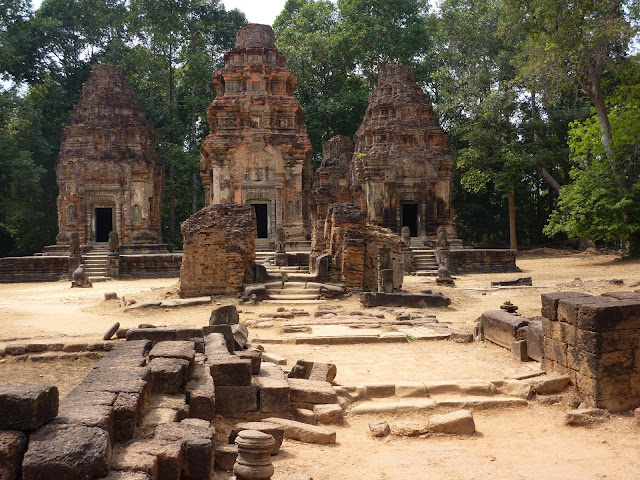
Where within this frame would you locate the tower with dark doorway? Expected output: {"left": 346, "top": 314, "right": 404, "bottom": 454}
{"left": 55, "top": 64, "right": 164, "bottom": 247}
{"left": 352, "top": 64, "right": 456, "bottom": 239}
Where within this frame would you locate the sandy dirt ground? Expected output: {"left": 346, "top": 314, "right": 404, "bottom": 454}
{"left": 1, "top": 249, "right": 639, "bottom": 479}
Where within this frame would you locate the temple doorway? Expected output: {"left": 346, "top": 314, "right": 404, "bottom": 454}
{"left": 95, "top": 207, "right": 113, "bottom": 242}
{"left": 251, "top": 203, "right": 269, "bottom": 238}
{"left": 401, "top": 203, "right": 419, "bottom": 237}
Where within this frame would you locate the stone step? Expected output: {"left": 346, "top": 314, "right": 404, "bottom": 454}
{"left": 266, "top": 266, "right": 305, "bottom": 272}
{"left": 262, "top": 299, "right": 327, "bottom": 305}
{"left": 267, "top": 294, "right": 320, "bottom": 301}
{"left": 266, "top": 288, "right": 320, "bottom": 295}
{"left": 350, "top": 396, "right": 527, "bottom": 415}
{"left": 414, "top": 271, "right": 438, "bottom": 276}
{"left": 264, "top": 281, "right": 309, "bottom": 288}
{"left": 87, "top": 276, "right": 109, "bottom": 282}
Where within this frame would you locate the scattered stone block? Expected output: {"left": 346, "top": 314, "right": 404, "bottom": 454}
{"left": 313, "top": 404, "right": 343, "bottom": 424}
{"left": 0, "top": 431, "right": 27, "bottom": 480}
{"left": 493, "top": 380, "right": 534, "bottom": 400}
{"left": 565, "top": 408, "right": 609, "bottom": 426}
{"left": 262, "top": 353, "right": 287, "bottom": 365}
{"left": 141, "top": 407, "right": 182, "bottom": 437}
{"left": 110, "top": 450, "right": 158, "bottom": 479}
{"left": 390, "top": 420, "right": 429, "bottom": 437}
{"left": 236, "top": 349, "right": 262, "bottom": 375}
{"left": 113, "top": 392, "right": 143, "bottom": 441}
{"left": 368, "top": 421, "right": 390, "bottom": 438}
{"left": 150, "top": 341, "right": 196, "bottom": 364}
{"left": 480, "top": 310, "right": 529, "bottom": 349}
{"left": 263, "top": 417, "right": 336, "bottom": 445}
{"left": 203, "top": 332, "right": 231, "bottom": 356}
{"left": 215, "top": 444, "right": 238, "bottom": 471}
{"left": 116, "top": 328, "right": 128, "bottom": 339}
{"left": 120, "top": 439, "right": 183, "bottom": 480}
{"left": 104, "top": 292, "right": 118, "bottom": 300}
{"left": 255, "top": 363, "right": 290, "bottom": 414}
{"left": 511, "top": 340, "right": 529, "bottom": 361}
{"left": 526, "top": 317, "right": 543, "bottom": 361}
{"left": 429, "top": 409, "right": 475, "bottom": 434}
{"left": 186, "top": 364, "right": 215, "bottom": 421}
{"left": 103, "top": 322, "right": 121, "bottom": 341}
{"left": 22, "top": 424, "right": 110, "bottom": 480}
{"left": 208, "top": 357, "right": 252, "bottom": 386}
{"left": 530, "top": 375, "right": 571, "bottom": 395}
{"left": 209, "top": 305, "right": 239, "bottom": 326}
{"left": 126, "top": 327, "right": 176, "bottom": 345}
{"left": 449, "top": 329, "right": 474, "bottom": 343}
{"left": 51, "top": 403, "right": 115, "bottom": 440}
{"left": 154, "top": 418, "right": 215, "bottom": 480}
{"left": 5, "top": 345, "right": 26, "bottom": 355}
{"left": 0, "top": 384, "right": 59, "bottom": 431}
{"left": 149, "top": 357, "right": 190, "bottom": 394}
{"left": 295, "top": 408, "right": 317, "bottom": 425}
{"left": 202, "top": 325, "right": 235, "bottom": 353}
{"left": 229, "top": 421, "right": 285, "bottom": 454}
{"left": 490, "top": 277, "right": 532, "bottom": 287}
{"left": 215, "top": 384, "right": 258, "bottom": 414}
{"left": 231, "top": 324, "right": 249, "bottom": 350}
{"left": 288, "top": 378, "right": 338, "bottom": 405}
{"left": 287, "top": 359, "right": 337, "bottom": 383}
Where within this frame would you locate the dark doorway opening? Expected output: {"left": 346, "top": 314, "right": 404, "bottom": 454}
{"left": 402, "top": 203, "right": 419, "bottom": 237}
{"left": 95, "top": 207, "right": 113, "bottom": 242}
{"left": 251, "top": 204, "right": 269, "bottom": 238}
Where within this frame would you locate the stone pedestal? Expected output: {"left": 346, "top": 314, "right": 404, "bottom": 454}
{"left": 233, "top": 429, "right": 275, "bottom": 480}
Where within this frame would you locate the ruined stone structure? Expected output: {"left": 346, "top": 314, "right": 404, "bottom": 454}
{"left": 310, "top": 136, "right": 356, "bottom": 224}
{"left": 541, "top": 291, "right": 640, "bottom": 412}
{"left": 315, "top": 203, "right": 403, "bottom": 291}
{"left": 200, "top": 24, "right": 313, "bottom": 244}
{"left": 55, "top": 64, "right": 163, "bottom": 247}
{"left": 352, "top": 64, "right": 455, "bottom": 239}
{"left": 179, "top": 204, "right": 256, "bottom": 297}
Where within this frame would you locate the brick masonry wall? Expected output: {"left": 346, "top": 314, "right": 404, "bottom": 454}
{"left": 180, "top": 204, "right": 256, "bottom": 297}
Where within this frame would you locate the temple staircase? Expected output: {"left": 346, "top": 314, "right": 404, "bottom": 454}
{"left": 411, "top": 250, "right": 439, "bottom": 276}
{"left": 263, "top": 280, "right": 324, "bottom": 304}
{"left": 82, "top": 243, "right": 110, "bottom": 282}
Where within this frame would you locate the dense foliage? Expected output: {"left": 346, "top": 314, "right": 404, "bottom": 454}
{"left": 0, "top": 0, "right": 638, "bottom": 254}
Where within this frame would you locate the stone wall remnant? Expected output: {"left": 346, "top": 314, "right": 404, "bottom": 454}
{"left": 55, "top": 64, "right": 163, "bottom": 247}
{"left": 541, "top": 291, "right": 640, "bottom": 412}
{"left": 179, "top": 204, "right": 256, "bottom": 297}
{"left": 352, "top": 64, "right": 455, "bottom": 239}
{"left": 200, "top": 24, "right": 313, "bottom": 244}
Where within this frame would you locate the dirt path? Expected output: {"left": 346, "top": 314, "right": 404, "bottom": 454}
{"left": 1, "top": 250, "right": 639, "bottom": 479}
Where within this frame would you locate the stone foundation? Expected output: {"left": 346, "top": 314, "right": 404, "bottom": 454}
{"left": 449, "top": 249, "right": 519, "bottom": 274}
{"left": 0, "top": 256, "right": 70, "bottom": 282}
{"left": 118, "top": 254, "right": 183, "bottom": 279}
{"left": 541, "top": 291, "right": 640, "bottom": 412}
{"left": 180, "top": 204, "right": 256, "bottom": 297}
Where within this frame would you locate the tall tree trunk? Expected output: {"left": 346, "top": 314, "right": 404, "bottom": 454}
{"left": 539, "top": 168, "right": 561, "bottom": 192}
{"left": 508, "top": 191, "right": 517, "bottom": 250}
{"left": 169, "top": 166, "right": 176, "bottom": 234}
{"left": 585, "top": 65, "right": 614, "bottom": 161}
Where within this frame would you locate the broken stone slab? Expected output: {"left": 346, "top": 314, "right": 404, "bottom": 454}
{"left": 360, "top": 291, "right": 451, "bottom": 308}
{"left": 215, "top": 444, "right": 238, "bottom": 471}
{"left": 22, "top": 424, "right": 110, "bottom": 480}
{"left": 0, "top": 430, "right": 27, "bottom": 480}
{"left": 479, "top": 310, "right": 529, "bottom": 349}
{"left": 209, "top": 305, "right": 239, "bottom": 326}
{"left": 490, "top": 277, "right": 532, "bottom": 287}
{"left": 351, "top": 399, "right": 437, "bottom": 415}
{"left": 313, "top": 404, "right": 343, "bottom": 424}
{"left": 528, "top": 375, "right": 571, "bottom": 395}
{"left": 229, "top": 421, "right": 285, "bottom": 454}
{"left": 263, "top": 417, "right": 336, "bottom": 445}
{"left": 255, "top": 363, "right": 290, "bottom": 414}
{"left": 235, "top": 349, "right": 262, "bottom": 375}
{"left": 262, "top": 352, "right": 287, "bottom": 365}
{"left": 295, "top": 408, "right": 317, "bottom": 425}
{"left": 288, "top": 378, "right": 338, "bottom": 405}
{"left": 215, "top": 384, "right": 258, "bottom": 414}
{"left": 124, "top": 301, "right": 162, "bottom": 311}
{"left": 208, "top": 357, "right": 252, "bottom": 386}
{"left": 395, "top": 381, "right": 428, "bottom": 398}
{"left": 511, "top": 339, "right": 528, "bottom": 361}
{"left": 368, "top": 421, "right": 390, "bottom": 438}
{"left": 390, "top": 421, "right": 429, "bottom": 437}
{"left": 126, "top": 327, "right": 176, "bottom": 345}
{"left": 231, "top": 323, "right": 249, "bottom": 350}
{"left": 363, "top": 382, "right": 396, "bottom": 398}
{"left": 449, "top": 329, "right": 474, "bottom": 343}
{"left": 565, "top": 408, "right": 609, "bottom": 426}
{"left": 186, "top": 364, "right": 215, "bottom": 422}
{"left": 149, "top": 357, "right": 190, "bottom": 394}
{"left": 492, "top": 380, "right": 534, "bottom": 400}
{"left": 154, "top": 418, "right": 214, "bottom": 480}
{"left": 103, "top": 322, "right": 120, "bottom": 340}
{"left": 0, "top": 384, "right": 59, "bottom": 431}
{"left": 140, "top": 407, "right": 183, "bottom": 438}
{"left": 50, "top": 403, "right": 115, "bottom": 441}
{"left": 429, "top": 409, "right": 475, "bottom": 435}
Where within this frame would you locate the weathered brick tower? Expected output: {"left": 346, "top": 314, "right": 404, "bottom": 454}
{"left": 55, "top": 64, "right": 163, "bottom": 247}
{"left": 200, "top": 24, "right": 313, "bottom": 244}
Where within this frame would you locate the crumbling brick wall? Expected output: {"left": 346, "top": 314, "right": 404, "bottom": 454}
{"left": 541, "top": 291, "right": 640, "bottom": 412}
{"left": 180, "top": 204, "right": 256, "bottom": 297}
{"left": 313, "top": 203, "right": 403, "bottom": 290}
